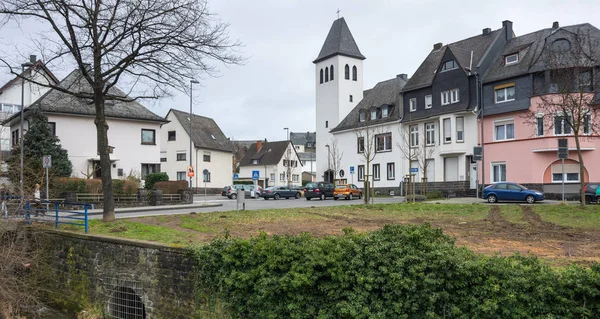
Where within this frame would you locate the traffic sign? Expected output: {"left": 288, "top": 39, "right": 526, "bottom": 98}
{"left": 252, "top": 170, "right": 260, "bottom": 181}
{"left": 473, "top": 146, "right": 482, "bottom": 161}
{"left": 187, "top": 166, "right": 194, "bottom": 177}
{"left": 557, "top": 139, "right": 568, "bottom": 159}
{"left": 42, "top": 155, "right": 52, "bottom": 168}
{"left": 233, "top": 173, "right": 239, "bottom": 180}
{"left": 350, "top": 166, "right": 355, "bottom": 174}
{"left": 339, "top": 169, "right": 345, "bottom": 177}
{"left": 410, "top": 167, "right": 418, "bottom": 173}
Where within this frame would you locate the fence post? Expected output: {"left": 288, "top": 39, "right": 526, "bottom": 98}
{"left": 26, "top": 201, "right": 30, "bottom": 224}
{"left": 55, "top": 202, "right": 59, "bottom": 229}
{"left": 84, "top": 204, "right": 89, "bottom": 233}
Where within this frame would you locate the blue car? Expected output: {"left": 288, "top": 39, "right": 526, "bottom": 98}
{"left": 483, "top": 182, "right": 544, "bottom": 204}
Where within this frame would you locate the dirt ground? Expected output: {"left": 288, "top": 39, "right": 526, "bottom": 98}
{"left": 130, "top": 205, "right": 600, "bottom": 267}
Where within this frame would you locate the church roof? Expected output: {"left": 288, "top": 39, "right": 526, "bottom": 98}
{"left": 313, "top": 17, "right": 366, "bottom": 64}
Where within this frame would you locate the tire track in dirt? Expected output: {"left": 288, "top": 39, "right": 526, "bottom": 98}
{"left": 485, "top": 205, "right": 507, "bottom": 223}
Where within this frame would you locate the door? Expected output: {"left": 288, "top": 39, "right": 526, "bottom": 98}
{"left": 494, "top": 183, "right": 508, "bottom": 200}
{"left": 444, "top": 157, "right": 459, "bottom": 181}
{"left": 470, "top": 163, "right": 477, "bottom": 189}
{"left": 506, "top": 183, "right": 522, "bottom": 201}
{"left": 426, "top": 159, "right": 435, "bottom": 183}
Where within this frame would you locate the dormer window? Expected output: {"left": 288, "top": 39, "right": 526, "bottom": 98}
{"left": 505, "top": 53, "right": 519, "bottom": 65}
{"left": 440, "top": 60, "right": 457, "bottom": 72}
{"left": 252, "top": 159, "right": 259, "bottom": 164}
{"left": 359, "top": 111, "right": 366, "bottom": 122}
{"left": 371, "top": 109, "right": 377, "bottom": 120}
{"left": 381, "top": 106, "right": 389, "bottom": 118}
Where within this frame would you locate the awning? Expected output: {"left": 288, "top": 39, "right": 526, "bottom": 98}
{"left": 532, "top": 147, "right": 595, "bottom": 153}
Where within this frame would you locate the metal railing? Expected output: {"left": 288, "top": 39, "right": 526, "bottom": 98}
{"left": 75, "top": 193, "right": 138, "bottom": 202}
{"left": 162, "top": 194, "right": 181, "bottom": 201}
{"left": 4, "top": 200, "right": 90, "bottom": 233}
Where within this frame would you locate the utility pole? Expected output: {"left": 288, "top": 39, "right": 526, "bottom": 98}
{"left": 189, "top": 79, "right": 199, "bottom": 189}
{"left": 19, "top": 56, "right": 35, "bottom": 206}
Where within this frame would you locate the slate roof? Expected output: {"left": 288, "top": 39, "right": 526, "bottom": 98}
{"left": 3, "top": 68, "right": 166, "bottom": 125}
{"left": 239, "top": 140, "right": 297, "bottom": 167}
{"left": 298, "top": 152, "right": 316, "bottom": 161}
{"left": 402, "top": 29, "right": 503, "bottom": 91}
{"left": 483, "top": 23, "right": 600, "bottom": 83}
{"left": 289, "top": 132, "right": 315, "bottom": 146}
{"left": 313, "top": 17, "right": 366, "bottom": 64}
{"left": 331, "top": 76, "right": 407, "bottom": 133}
{"left": 169, "top": 109, "right": 233, "bottom": 153}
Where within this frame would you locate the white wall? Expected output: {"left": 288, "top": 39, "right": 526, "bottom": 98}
{"left": 160, "top": 111, "right": 232, "bottom": 188}
{"left": 239, "top": 142, "right": 303, "bottom": 187}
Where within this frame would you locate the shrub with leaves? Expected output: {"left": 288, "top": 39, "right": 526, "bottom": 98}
{"left": 144, "top": 172, "right": 169, "bottom": 190}
{"left": 194, "top": 224, "right": 600, "bottom": 318}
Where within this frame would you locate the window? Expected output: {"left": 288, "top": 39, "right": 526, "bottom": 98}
{"left": 177, "top": 171, "right": 186, "bottom": 181}
{"left": 409, "top": 98, "right": 417, "bottom": 112}
{"left": 426, "top": 122, "right": 435, "bottom": 146}
{"left": 141, "top": 129, "right": 156, "bottom": 145}
{"left": 551, "top": 38, "right": 571, "bottom": 52}
{"left": 443, "top": 118, "right": 451, "bottom": 143}
{"left": 349, "top": 95, "right": 353, "bottom": 102}
{"left": 551, "top": 163, "right": 580, "bottom": 183}
{"left": 583, "top": 112, "right": 592, "bottom": 134}
{"left": 505, "top": 53, "right": 519, "bottom": 65}
{"left": 330, "top": 65, "right": 334, "bottom": 81}
{"left": 292, "top": 174, "right": 299, "bottom": 182}
{"left": 160, "top": 157, "right": 167, "bottom": 162}
{"left": 357, "top": 137, "right": 365, "bottom": 153}
{"left": 270, "top": 173, "right": 275, "bottom": 182}
{"left": 252, "top": 159, "right": 259, "bottom": 165}
{"left": 177, "top": 153, "right": 186, "bottom": 161}
{"left": 325, "top": 121, "right": 328, "bottom": 128}
{"left": 141, "top": 164, "right": 160, "bottom": 179}
{"left": 536, "top": 116, "right": 544, "bottom": 136}
{"left": 492, "top": 163, "right": 506, "bottom": 183}
{"left": 381, "top": 106, "right": 388, "bottom": 118}
{"left": 345, "top": 64, "right": 350, "bottom": 79}
{"left": 425, "top": 95, "right": 432, "bottom": 109}
{"left": 450, "top": 89, "right": 459, "bottom": 103}
{"left": 117, "top": 168, "right": 124, "bottom": 177}
{"left": 11, "top": 129, "right": 19, "bottom": 147}
{"left": 283, "top": 160, "right": 289, "bottom": 167}
{"left": 441, "top": 91, "right": 450, "bottom": 105}
{"left": 371, "top": 109, "right": 377, "bottom": 120}
{"left": 373, "top": 164, "right": 380, "bottom": 181}
{"left": 168, "top": 131, "right": 176, "bottom": 141}
{"left": 359, "top": 111, "right": 366, "bottom": 122}
{"left": 387, "top": 163, "right": 395, "bottom": 180}
{"left": 577, "top": 70, "right": 592, "bottom": 91}
{"left": 456, "top": 117, "right": 464, "bottom": 142}
{"left": 203, "top": 152, "right": 211, "bottom": 162}
{"left": 494, "top": 120, "right": 514, "bottom": 141}
{"left": 552, "top": 173, "right": 579, "bottom": 183}
{"left": 352, "top": 65, "right": 357, "bottom": 81}
{"left": 280, "top": 173, "right": 285, "bottom": 181}
{"left": 320, "top": 69, "right": 323, "bottom": 84}
{"left": 375, "top": 133, "right": 392, "bottom": 152}
{"left": 203, "top": 171, "right": 211, "bottom": 183}
{"left": 410, "top": 125, "right": 419, "bottom": 147}
{"left": 325, "top": 66, "right": 329, "bottom": 82}
{"left": 440, "top": 60, "right": 457, "bottom": 72}
{"left": 495, "top": 86, "right": 515, "bottom": 103}
{"left": 48, "top": 122, "right": 56, "bottom": 136}
{"left": 358, "top": 165, "right": 365, "bottom": 181}
{"left": 554, "top": 114, "right": 572, "bottom": 135}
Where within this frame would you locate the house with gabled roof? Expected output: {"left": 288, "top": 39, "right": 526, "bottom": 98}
{"left": 2, "top": 68, "right": 167, "bottom": 181}
{"left": 160, "top": 109, "right": 233, "bottom": 189}
{"left": 238, "top": 140, "right": 302, "bottom": 187}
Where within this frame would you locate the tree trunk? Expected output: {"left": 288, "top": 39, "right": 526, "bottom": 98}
{"left": 94, "top": 89, "right": 115, "bottom": 221}
{"left": 574, "top": 134, "right": 586, "bottom": 205}
{"left": 364, "top": 162, "right": 370, "bottom": 204}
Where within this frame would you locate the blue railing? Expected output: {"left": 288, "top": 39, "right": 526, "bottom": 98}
{"left": 23, "top": 201, "right": 90, "bottom": 233}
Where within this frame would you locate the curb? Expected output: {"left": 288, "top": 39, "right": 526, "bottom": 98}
{"left": 87, "top": 203, "right": 223, "bottom": 216}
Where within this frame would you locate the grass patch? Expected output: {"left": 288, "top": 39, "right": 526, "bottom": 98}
{"left": 84, "top": 220, "right": 194, "bottom": 246}
{"left": 499, "top": 205, "right": 528, "bottom": 224}
{"left": 534, "top": 204, "right": 600, "bottom": 228}
{"left": 179, "top": 215, "right": 214, "bottom": 233}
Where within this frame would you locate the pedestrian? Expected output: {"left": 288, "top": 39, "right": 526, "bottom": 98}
{"left": 33, "top": 184, "right": 42, "bottom": 216}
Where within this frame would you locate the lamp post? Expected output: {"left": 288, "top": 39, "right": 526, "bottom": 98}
{"left": 466, "top": 67, "right": 484, "bottom": 197}
{"left": 325, "top": 144, "right": 330, "bottom": 183}
{"left": 283, "top": 127, "right": 289, "bottom": 141}
{"left": 19, "top": 57, "right": 35, "bottom": 206}
{"left": 189, "top": 79, "right": 199, "bottom": 189}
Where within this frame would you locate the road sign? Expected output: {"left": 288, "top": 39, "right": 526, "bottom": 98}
{"left": 252, "top": 170, "right": 260, "bottom": 181}
{"left": 233, "top": 173, "right": 239, "bottom": 180}
{"left": 558, "top": 139, "right": 568, "bottom": 159}
{"left": 410, "top": 167, "right": 418, "bottom": 173}
{"left": 187, "top": 166, "right": 195, "bottom": 177}
{"left": 473, "top": 146, "right": 482, "bottom": 161}
{"left": 339, "top": 169, "right": 345, "bottom": 177}
{"left": 42, "top": 155, "right": 52, "bottom": 168}
{"left": 350, "top": 166, "right": 355, "bottom": 174}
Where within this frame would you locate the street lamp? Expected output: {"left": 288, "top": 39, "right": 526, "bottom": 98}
{"left": 466, "top": 67, "right": 484, "bottom": 197}
{"left": 19, "top": 56, "right": 35, "bottom": 206}
{"left": 189, "top": 79, "right": 199, "bottom": 189}
{"left": 283, "top": 127, "right": 289, "bottom": 141}
{"left": 325, "top": 144, "right": 331, "bottom": 183}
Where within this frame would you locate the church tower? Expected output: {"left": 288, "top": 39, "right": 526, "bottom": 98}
{"left": 314, "top": 17, "right": 365, "bottom": 182}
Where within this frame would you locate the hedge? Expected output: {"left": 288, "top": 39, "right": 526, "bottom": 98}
{"left": 153, "top": 181, "right": 188, "bottom": 194}
{"left": 144, "top": 172, "right": 169, "bottom": 190}
{"left": 194, "top": 224, "right": 600, "bottom": 318}
{"left": 53, "top": 178, "right": 138, "bottom": 196}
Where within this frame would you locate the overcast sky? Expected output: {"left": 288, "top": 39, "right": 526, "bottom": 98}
{"left": 2, "top": 0, "right": 599, "bottom": 142}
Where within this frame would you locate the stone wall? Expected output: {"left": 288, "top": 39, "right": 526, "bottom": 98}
{"left": 42, "top": 230, "right": 219, "bottom": 318}
{"left": 364, "top": 181, "right": 471, "bottom": 197}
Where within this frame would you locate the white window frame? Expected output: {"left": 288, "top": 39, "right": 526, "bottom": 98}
{"left": 535, "top": 114, "right": 544, "bottom": 137}
{"left": 371, "top": 109, "right": 377, "bottom": 120}
{"left": 176, "top": 171, "right": 186, "bottom": 181}
{"left": 491, "top": 162, "right": 506, "bottom": 183}
{"left": 358, "top": 165, "right": 365, "bottom": 181}
{"left": 552, "top": 172, "right": 580, "bottom": 183}
{"left": 357, "top": 137, "right": 365, "bottom": 153}
{"left": 292, "top": 174, "right": 299, "bottom": 182}
{"left": 441, "top": 60, "right": 457, "bottom": 72}
{"left": 495, "top": 86, "right": 515, "bottom": 103}
{"left": 375, "top": 133, "right": 392, "bottom": 152}
{"left": 425, "top": 122, "right": 435, "bottom": 146}
{"left": 409, "top": 98, "right": 417, "bottom": 112}
{"left": 359, "top": 111, "right": 366, "bottom": 122}
{"left": 424, "top": 95, "right": 432, "bottom": 109}
{"left": 373, "top": 164, "right": 380, "bottom": 181}
{"left": 505, "top": 53, "right": 519, "bottom": 65}
{"left": 441, "top": 91, "right": 450, "bottom": 105}
{"left": 409, "top": 125, "right": 419, "bottom": 148}
{"left": 494, "top": 119, "right": 515, "bottom": 141}
{"left": 456, "top": 117, "right": 464, "bottom": 143}
{"left": 387, "top": 162, "right": 395, "bottom": 180}
{"left": 583, "top": 112, "right": 592, "bottom": 135}
{"left": 450, "top": 88, "right": 459, "bottom": 104}
{"left": 270, "top": 173, "right": 275, "bottom": 182}
{"left": 553, "top": 113, "right": 573, "bottom": 136}
{"left": 279, "top": 173, "right": 285, "bottom": 181}
{"left": 382, "top": 106, "right": 389, "bottom": 118}
{"left": 443, "top": 118, "right": 451, "bottom": 143}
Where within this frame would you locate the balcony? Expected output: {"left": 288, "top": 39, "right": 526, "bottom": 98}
{"left": 531, "top": 136, "right": 596, "bottom": 153}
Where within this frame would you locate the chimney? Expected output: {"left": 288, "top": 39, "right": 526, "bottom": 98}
{"left": 433, "top": 42, "right": 443, "bottom": 50}
{"left": 397, "top": 73, "right": 408, "bottom": 81}
{"left": 552, "top": 21, "right": 559, "bottom": 29}
{"left": 502, "top": 20, "right": 513, "bottom": 41}
{"left": 482, "top": 28, "right": 491, "bottom": 36}
{"left": 256, "top": 140, "right": 263, "bottom": 152}
{"left": 29, "top": 55, "right": 37, "bottom": 64}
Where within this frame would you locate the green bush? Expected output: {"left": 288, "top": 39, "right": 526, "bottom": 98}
{"left": 427, "top": 190, "right": 443, "bottom": 199}
{"left": 144, "top": 173, "right": 169, "bottom": 190}
{"left": 194, "top": 224, "right": 600, "bottom": 318}
{"left": 405, "top": 194, "right": 427, "bottom": 202}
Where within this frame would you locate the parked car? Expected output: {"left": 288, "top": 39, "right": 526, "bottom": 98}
{"left": 483, "top": 182, "right": 544, "bottom": 204}
{"left": 261, "top": 186, "right": 301, "bottom": 200}
{"left": 582, "top": 183, "right": 600, "bottom": 204}
{"left": 222, "top": 185, "right": 262, "bottom": 199}
{"left": 304, "top": 182, "right": 335, "bottom": 200}
{"left": 290, "top": 186, "right": 304, "bottom": 197}
{"left": 333, "top": 184, "right": 362, "bottom": 200}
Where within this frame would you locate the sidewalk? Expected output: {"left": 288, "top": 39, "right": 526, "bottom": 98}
{"left": 87, "top": 202, "right": 223, "bottom": 216}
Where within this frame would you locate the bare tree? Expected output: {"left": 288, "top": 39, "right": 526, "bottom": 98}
{"left": 0, "top": 0, "right": 242, "bottom": 221}
{"left": 397, "top": 124, "right": 436, "bottom": 194}
{"left": 354, "top": 124, "right": 382, "bottom": 204}
{"left": 328, "top": 138, "right": 343, "bottom": 184}
{"left": 524, "top": 28, "right": 600, "bottom": 204}
{"left": 283, "top": 146, "right": 296, "bottom": 187}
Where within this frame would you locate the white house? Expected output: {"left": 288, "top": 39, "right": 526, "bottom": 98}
{"left": 160, "top": 109, "right": 233, "bottom": 188}
{"left": 238, "top": 140, "right": 303, "bottom": 187}
{"left": 2, "top": 68, "right": 167, "bottom": 181}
